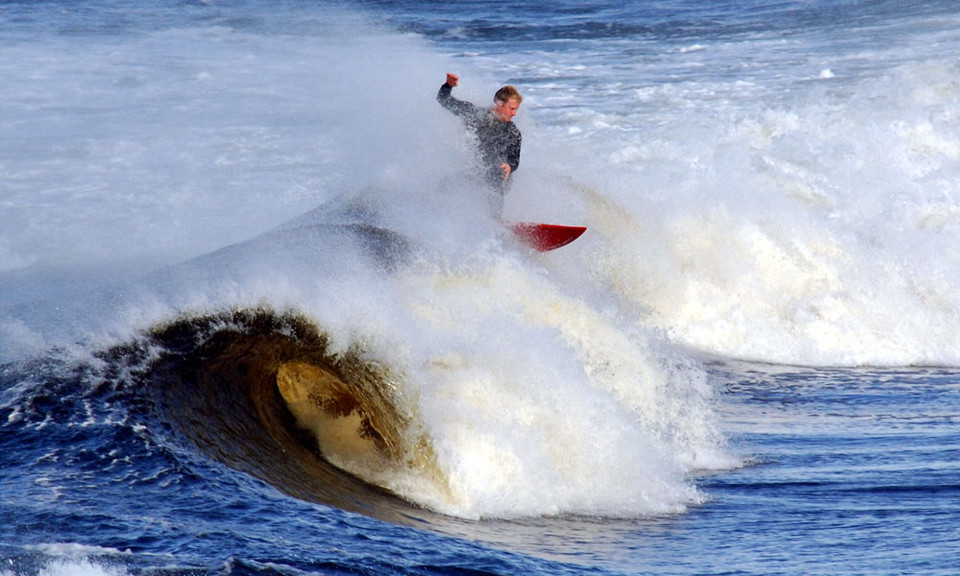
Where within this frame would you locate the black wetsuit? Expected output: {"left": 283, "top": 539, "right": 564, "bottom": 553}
{"left": 437, "top": 83, "right": 521, "bottom": 194}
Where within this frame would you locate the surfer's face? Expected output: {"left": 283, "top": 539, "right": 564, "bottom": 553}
{"left": 493, "top": 97, "right": 520, "bottom": 121}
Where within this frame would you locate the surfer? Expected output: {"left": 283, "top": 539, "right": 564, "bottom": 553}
{"left": 437, "top": 73, "right": 522, "bottom": 216}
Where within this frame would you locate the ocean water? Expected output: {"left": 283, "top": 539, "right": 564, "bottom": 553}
{"left": 2, "top": 1, "right": 958, "bottom": 574}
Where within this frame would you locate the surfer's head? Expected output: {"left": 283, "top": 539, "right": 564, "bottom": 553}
{"left": 493, "top": 85, "right": 522, "bottom": 121}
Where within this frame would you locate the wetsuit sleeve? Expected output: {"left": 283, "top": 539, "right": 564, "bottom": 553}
{"left": 437, "top": 83, "right": 479, "bottom": 118}
{"left": 506, "top": 125, "right": 521, "bottom": 173}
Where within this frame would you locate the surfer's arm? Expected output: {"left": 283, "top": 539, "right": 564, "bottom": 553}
{"left": 437, "top": 81, "right": 478, "bottom": 118}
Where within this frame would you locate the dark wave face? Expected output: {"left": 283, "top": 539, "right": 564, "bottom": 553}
{"left": 120, "top": 308, "right": 441, "bottom": 524}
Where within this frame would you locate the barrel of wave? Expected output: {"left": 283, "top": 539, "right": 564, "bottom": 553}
{"left": 275, "top": 358, "right": 455, "bottom": 510}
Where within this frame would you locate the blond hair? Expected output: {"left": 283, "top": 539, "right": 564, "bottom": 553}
{"left": 494, "top": 85, "right": 523, "bottom": 104}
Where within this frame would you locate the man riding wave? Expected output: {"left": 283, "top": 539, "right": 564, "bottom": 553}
{"left": 437, "top": 73, "right": 522, "bottom": 216}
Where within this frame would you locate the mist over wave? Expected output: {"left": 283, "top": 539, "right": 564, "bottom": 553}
{"left": 580, "top": 55, "right": 960, "bottom": 366}
{"left": 500, "top": 5, "right": 960, "bottom": 367}
{"left": 3, "top": 0, "right": 959, "bottom": 369}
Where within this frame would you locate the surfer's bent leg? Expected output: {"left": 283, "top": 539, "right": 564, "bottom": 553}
{"left": 487, "top": 188, "right": 505, "bottom": 219}
{"left": 485, "top": 172, "right": 510, "bottom": 219}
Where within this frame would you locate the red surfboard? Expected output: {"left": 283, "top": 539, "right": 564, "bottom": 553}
{"left": 509, "top": 222, "right": 587, "bottom": 252}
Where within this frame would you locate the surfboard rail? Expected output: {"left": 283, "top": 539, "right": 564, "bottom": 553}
{"left": 509, "top": 222, "right": 587, "bottom": 252}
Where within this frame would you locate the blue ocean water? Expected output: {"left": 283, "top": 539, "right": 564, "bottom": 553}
{"left": 2, "top": 1, "right": 959, "bottom": 575}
